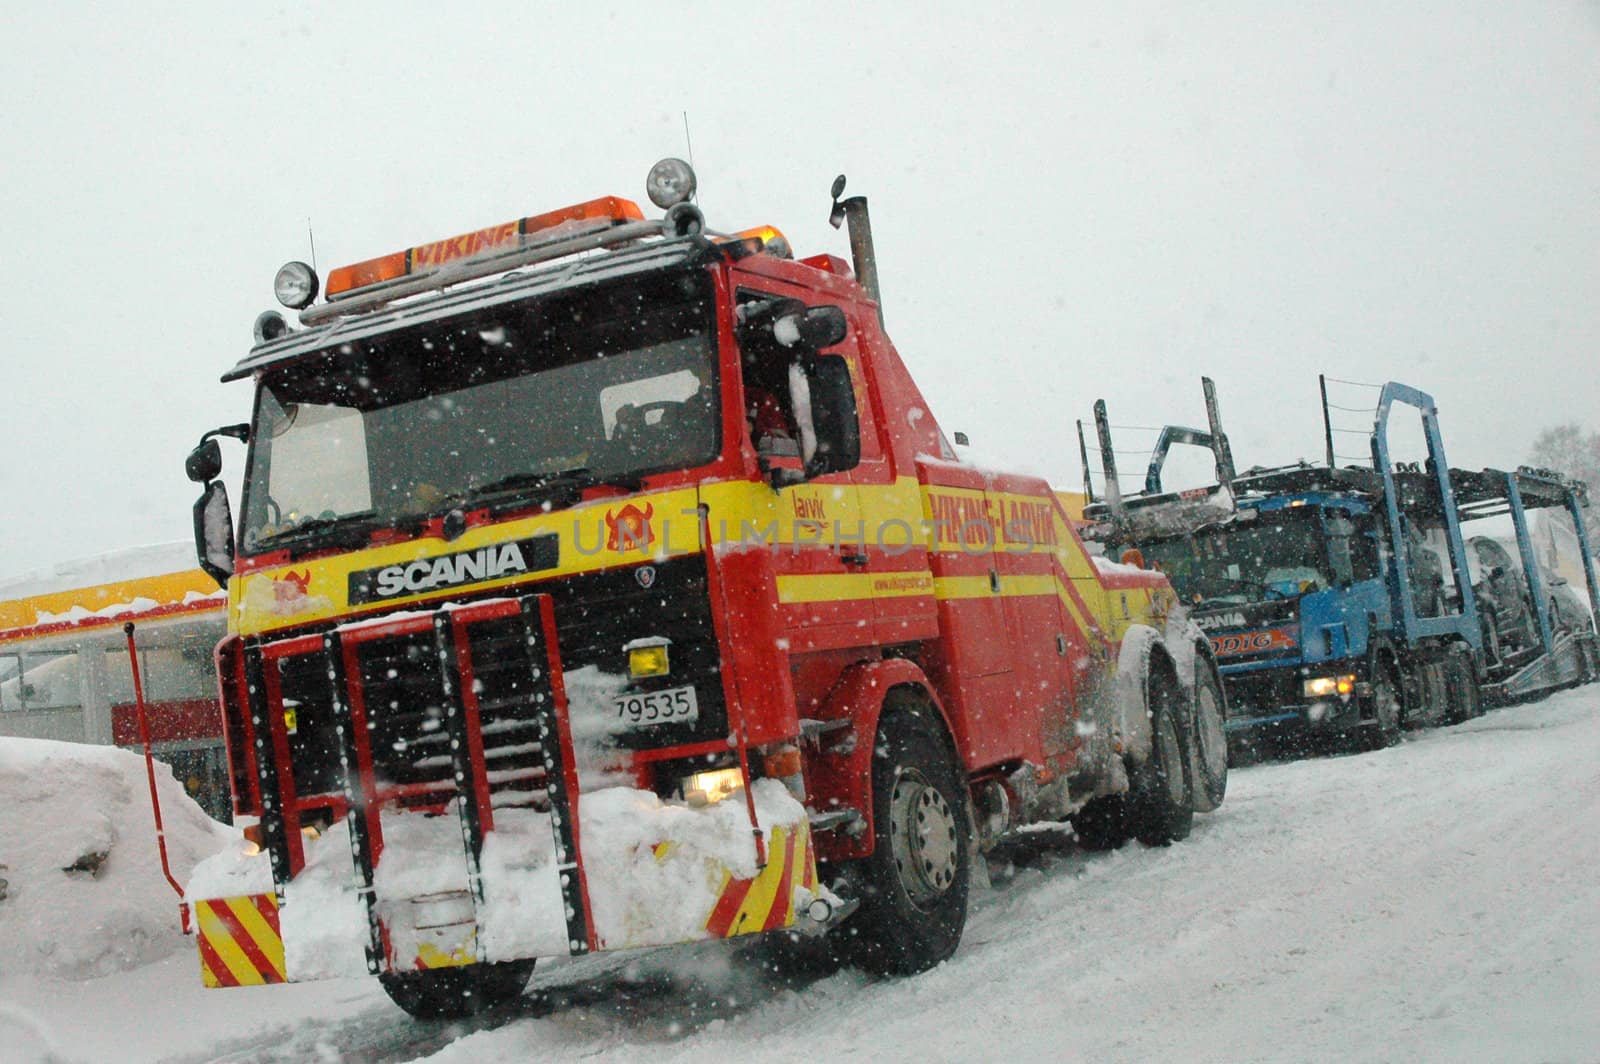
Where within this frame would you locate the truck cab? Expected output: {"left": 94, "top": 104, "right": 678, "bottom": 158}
{"left": 1137, "top": 489, "right": 1394, "bottom": 745}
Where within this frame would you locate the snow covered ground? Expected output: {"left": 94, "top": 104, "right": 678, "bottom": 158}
{"left": 3, "top": 687, "right": 1597, "bottom": 1064}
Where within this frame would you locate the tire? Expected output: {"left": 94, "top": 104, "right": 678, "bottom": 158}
{"left": 847, "top": 697, "right": 972, "bottom": 976}
{"left": 378, "top": 959, "right": 535, "bottom": 1020}
{"left": 1356, "top": 663, "right": 1402, "bottom": 751}
{"left": 1070, "top": 793, "right": 1131, "bottom": 852}
{"left": 1189, "top": 656, "right": 1228, "bottom": 812}
{"left": 1129, "top": 668, "right": 1195, "bottom": 846}
{"left": 1444, "top": 649, "right": 1483, "bottom": 723}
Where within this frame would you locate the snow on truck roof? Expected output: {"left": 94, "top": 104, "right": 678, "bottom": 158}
{"left": 0, "top": 542, "right": 224, "bottom": 645}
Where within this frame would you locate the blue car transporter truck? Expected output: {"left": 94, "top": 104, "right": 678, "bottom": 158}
{"left": 1079, "top": 377, "right": 1600, "bottom": 754}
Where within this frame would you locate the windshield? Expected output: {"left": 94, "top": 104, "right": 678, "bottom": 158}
{"left": 240, "top": 270, "right": 718, "bottom": 553}
{"left": 1141, "top": 507, "right": 1334, "bottom": 607}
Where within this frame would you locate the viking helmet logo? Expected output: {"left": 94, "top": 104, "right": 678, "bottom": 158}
{"left": 604, "top": 503, "right": 655, "bottom": 551}
{"left": 273, "top": 570, "right": 312, "bottom": 606}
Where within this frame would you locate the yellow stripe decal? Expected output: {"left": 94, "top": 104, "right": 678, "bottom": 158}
{"left": 224, "top": 896, "right": 287, "bottom": 982}
{"left": 196, "top": 902, "right": 262, "bottom": 987}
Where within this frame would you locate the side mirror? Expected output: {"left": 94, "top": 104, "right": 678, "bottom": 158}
{"left": 756, "top": 302, "right": 848, "bottom": 351}
{"left": 185, "top": 423, "right": 250, "bottom": 483}
{"left": 792, "top": 306, "right": 848, "bottom": 349}
{"left": 186, "top": 439, "right": 223, "bottom": 483}
{"left": 797, "top": 354, "right": 860, "bottom": 478}
{"left": 193, "top": 481, "right": 236, "bottom": 587}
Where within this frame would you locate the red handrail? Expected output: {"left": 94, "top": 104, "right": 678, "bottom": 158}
{"left": 124, "top": 622, "right": 192, "bottom": 933}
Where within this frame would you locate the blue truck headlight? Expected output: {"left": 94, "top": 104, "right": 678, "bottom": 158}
{"left": 1302, "top": 674, "right": 1356, "bottom": 699}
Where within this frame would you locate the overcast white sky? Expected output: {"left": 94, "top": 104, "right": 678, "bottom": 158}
{"left": 1, "top": 2, "right": 1596, "bottom": 579}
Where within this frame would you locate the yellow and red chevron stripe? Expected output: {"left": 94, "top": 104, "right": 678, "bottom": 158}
{"left": 704, "top": 824, "right": 818, "bottom": 939}
{"left": 195, "top": 894, "right": 287, "bottom": 988}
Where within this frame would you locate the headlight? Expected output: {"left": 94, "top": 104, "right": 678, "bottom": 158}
{"left": 1302, "top": 674, "right": 1356, "bottom": 698}
{"left": 681, "top": 767, "right": 743, "bottom": 807}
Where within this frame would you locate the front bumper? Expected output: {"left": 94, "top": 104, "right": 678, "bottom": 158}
{"left": 1221, "top": 665, "right": 1363, "bottom": 738}
{"left": 189, "top": 591, "right": 820, "bottom": 989}
{"left": 187, "top": 781, "right": 818, "bottom": 987}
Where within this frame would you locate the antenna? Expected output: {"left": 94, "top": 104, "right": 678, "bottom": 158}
{"left": 306, "top": 218, "right": 318, "bottom": 274}
{"left": 681, "top": 112, "right": 697, "bottom": 201}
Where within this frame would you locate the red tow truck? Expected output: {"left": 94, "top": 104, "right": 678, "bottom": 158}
{"left": 181, "top": 160, "right": 1228, "bottom": 1016}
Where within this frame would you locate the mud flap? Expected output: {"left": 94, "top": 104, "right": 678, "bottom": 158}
{"left": 195, "top": 894, "right": 286, "bottom": 987}
{"left": 703, "top": 823, "right": 817, "bottom": 939}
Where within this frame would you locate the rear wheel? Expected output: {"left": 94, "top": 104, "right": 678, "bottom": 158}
{"left": 1444, "top": 649, "right": 1483, "bottom": 723}
{"left": 1189, "top": 657, "right": 1228, "bottom": 812}
{"left": 1070, "top": 793, "right": 1130, "bottom": 851}
{"left": 378, "top": 959, "right": 535, "bottom": 1020}
{"left": 1130, "top": 670, "right": 1194, "bottom": 846}
{"left": 848, "top": 697, "right": 972, "bottom": 976}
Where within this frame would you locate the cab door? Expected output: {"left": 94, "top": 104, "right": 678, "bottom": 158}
{"left": 838, "top": 308, "right": 935, "bottom": 646}
{"left": 733, "top": 283, "right": 869, "bottom": 654}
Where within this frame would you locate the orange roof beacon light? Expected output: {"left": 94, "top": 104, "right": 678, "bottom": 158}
{"left": 731, "top": 225, "right": 793, "bottom": 260}
{"left": 298, "top": 188, "right": 667, "bottom": 327}
{"left": 321, "top": 196, "right": 648, "bottom": 302}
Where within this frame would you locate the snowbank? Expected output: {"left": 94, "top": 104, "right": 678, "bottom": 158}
{"left": 0, "top": 738, "right": 234, "bottom": 979}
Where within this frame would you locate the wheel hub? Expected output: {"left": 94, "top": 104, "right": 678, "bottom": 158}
{"left": 888, "top": 768, "right": 959, "bottom": 908}
{"left": 1375, "top": 679, "right": 1400, "bottom": 731}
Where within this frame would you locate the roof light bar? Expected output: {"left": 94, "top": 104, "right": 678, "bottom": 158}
{"left": 323, "top": 196, "right": 647, "bottom": 301}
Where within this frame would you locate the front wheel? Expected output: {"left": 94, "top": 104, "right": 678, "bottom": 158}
{"left": 1356, "top": 664, "right": 1403, "bottom": 751}
{"left": 848, "top": 697, "right": 973, "bottom": 976}
{"left": 378, "top": 959, "right": 535, "bottom": 1020}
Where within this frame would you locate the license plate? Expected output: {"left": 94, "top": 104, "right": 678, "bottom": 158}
{"left": 613, "top": 684, "right": 699, "bottom": 727}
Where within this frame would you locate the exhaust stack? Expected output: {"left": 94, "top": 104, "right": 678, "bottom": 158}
{"left": 829, "top": 175, "right": 883, "bottom": 326}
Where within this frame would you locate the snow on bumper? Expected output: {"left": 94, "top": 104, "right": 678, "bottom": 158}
{"left": 185, "top": 779, "right": 819, "bottom": 986}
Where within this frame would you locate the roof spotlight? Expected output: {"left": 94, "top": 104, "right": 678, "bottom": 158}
{"left": 646, "top": 158, "right": 697, "bottom": 210}
{"left": 254, "top": 310, "right": 289, "bottom": 345}
{"left": 274, "top": 261, "right": 320, "bottom": 310}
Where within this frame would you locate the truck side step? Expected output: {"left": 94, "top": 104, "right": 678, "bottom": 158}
{"left": 799, "top": 717, "right": 852, "bottom": 743}
{"left": 807, "top": 808, "right": 864, "bottom": 833}
{"left": 796, "top": 893, "right": 860, "bottom": 937}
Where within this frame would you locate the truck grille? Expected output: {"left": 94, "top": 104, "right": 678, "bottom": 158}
{"left": 275, "top": 615, "right": 551, "bottom": 812}
{"left": 261, "top": 553, "right": 722, "bottom": 811}
{"left": 243, "top": 593, "right": 596, "bottom": 964}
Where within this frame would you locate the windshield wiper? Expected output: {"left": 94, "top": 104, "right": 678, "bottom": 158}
{"left": 463, "top": 467, "right": 645, "bottom": 507}
{"left": 254, "top": 512, "right": 382, "bottom": 553}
